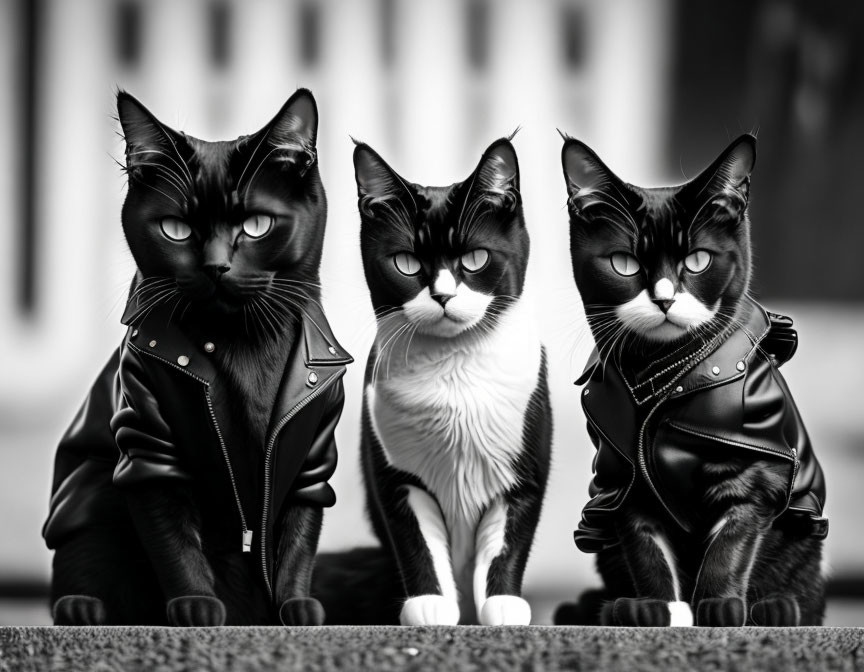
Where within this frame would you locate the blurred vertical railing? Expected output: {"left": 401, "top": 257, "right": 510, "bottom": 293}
{"left": 0, "top": 1, "right": 21, "bottom": 331}
{"left": 0, "top": 0, "right": 671, "bottom": 410}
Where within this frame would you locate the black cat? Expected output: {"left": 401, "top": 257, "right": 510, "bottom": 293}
{"left": 554, "top": 134, "right": 828, "bottom": 627}
{"left": 42, "top": 89, "right": 352, "bottom": 626}
{"left": 328, "top": 137, "right": 553, "bottom": 625}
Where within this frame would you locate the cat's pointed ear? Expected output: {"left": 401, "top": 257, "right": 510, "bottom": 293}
{"left": 467, "top": 138, "right": 520, "bottom": 212}
{"left": 253, "top": 88, "right": 319, "bottom": 175}
{"left": 683, "top": 134, "right": 756, "bottom": 219}
{"left": 353, "top": 142, "right": 410, "bottom": 217}
{"left": 561, "top": 136, "right": 622, "bottom": 200}
{"left": 117, "top": 91, "right": 185, "bottom": 173}
{"left": 689, "top": 133, "right": 755, "bottom": 197}
{"left": 268, "top": 88, "right": 318, "bottom": 148}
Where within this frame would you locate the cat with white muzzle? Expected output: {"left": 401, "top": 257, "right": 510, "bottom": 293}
{"left": 555, "top": 133, "right": 827, "bottom": 627}
{"left": 348, "top": 137, "right": 553, "bottom": 626}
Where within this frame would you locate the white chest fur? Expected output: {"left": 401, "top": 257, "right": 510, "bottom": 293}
{"left": 367, "top": 299, "right": 542, "bottom": 609}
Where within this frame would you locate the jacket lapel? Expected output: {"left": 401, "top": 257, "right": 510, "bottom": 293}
{"left": 668, "top": 301, "right": 771, "bottom": 400}
{"left": 121, "top": 300, "right": 217, "bottom": 384}
{"left": 265, "top": 301, "right": 353, "bottom": 441}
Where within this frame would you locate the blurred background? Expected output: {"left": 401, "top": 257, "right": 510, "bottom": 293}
{"left": 1, "top": 0, "right": 862, "bottom": 625}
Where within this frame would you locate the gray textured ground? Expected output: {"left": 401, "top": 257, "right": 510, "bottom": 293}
{"left": 1, "top": 626, "right": 863, "bottom": 672}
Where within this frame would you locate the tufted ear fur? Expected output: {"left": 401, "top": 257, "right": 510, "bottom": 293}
{"left": 683, "top": 134, "right": 756, "bottom": 223}
{"left": 560, "top": 136, "right": 625, "bottom": 200}
{"left": 117, "top": 91, "right": 188, "bottom": 177}
{"left": 248, "top": 88, "right": 319, "bottom": 176}
{"left": 353, "top": 142, "right": 413, "bottom": 217}
{"left": 468, "top": 138, "right": 520, "bottom": 212}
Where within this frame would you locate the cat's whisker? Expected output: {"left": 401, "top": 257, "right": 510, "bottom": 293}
{"left": 134, "top": 286, "right": 178, "bottom": 314}
{"left": 255, "top": 296, "right": 284, "bottom": 339}
{"left": 166, "top": 294, "right": 186, "bottom": 327}
{"left": 239, "top": 143, "right": 291, "bottom": 198}
{"left": 126, "top": 149, "right": 194, "bottom": 189}
{"left": 265, "top": 291, "right": 329, "bottom": 340}
{"left": 371, "top": 322, "right": 412, "bottom": 386}
{"left": 137, "top": 181, "right": 184, "bottom": 210}
{"left": 131, "top": 280, "right": 177, "bottom": 306}
{"left": 235, "top": 130, "right": 272, "bottom": 198}
{"left": 129, "top": 160, "right": 190, "bottom": 198}
{"left": 266, "top": 286, "right": 324, "bottom": 310}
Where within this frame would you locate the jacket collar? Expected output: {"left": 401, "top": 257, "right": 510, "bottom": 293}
{"left": 576, "top": 300, "right": 772, "bottom": 404}
{"left": 121, "top": 296, "right": 352, "bottom": 386}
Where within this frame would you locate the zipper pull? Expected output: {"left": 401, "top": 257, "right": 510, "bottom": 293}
{"left": 242, "top": 529, "right": 253, "bottom": 553}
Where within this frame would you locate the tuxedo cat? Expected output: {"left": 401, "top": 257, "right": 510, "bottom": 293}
{"left": 555, "top": 133, "right": 827, "bottom": 627}
{"left": 42, "top": 89, "right": 352, "bottom": 626}
{"left": 352, "top": 137, "right": 552, "bottom": 625}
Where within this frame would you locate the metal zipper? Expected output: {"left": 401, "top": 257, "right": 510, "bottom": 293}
{"left": 130, "top": 343, "right": 253, "bottom": 552}
{"left": 667, "top": 421, "right": 796, "bottom": 462}
{"left": 205, "top": 390, "right": 252, "bottom": 552}
{"left": 636, "top": 402, "right": 678, "bottom": 523}
{"left": 259, "top": 369, "right": 344, "bottom": 598}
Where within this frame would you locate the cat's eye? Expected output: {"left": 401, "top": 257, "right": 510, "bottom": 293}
{"left": 393, "top": 252, "right": 421, "bottom": 276}
{"left": 610, "top": 252, "right": 641, "bottom": 276}
{"left": 160, "top": 217, "right": 192, "bottom": 241}
{"left": 461, "top": 249, "right": 490, "bottom": 273}
{"left": 684, "top": 249, "right": 712, "bottom": 274}
{"left": 242, "top": 214, "right": 273, "bottom": 238}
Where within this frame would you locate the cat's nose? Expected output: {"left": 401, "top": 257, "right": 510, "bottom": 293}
{"left": 204, "top": 262, "right": 231, "bottom": 279}
{"left": 653, "top": 298, "right": 675, "bottom": 313}
{"left": 431, "top": 292, "right": 454, "bottom": 307}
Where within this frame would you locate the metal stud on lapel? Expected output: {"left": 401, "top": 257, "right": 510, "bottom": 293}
{"left": 307, "top": 371, "right": 319, "bottom": 387}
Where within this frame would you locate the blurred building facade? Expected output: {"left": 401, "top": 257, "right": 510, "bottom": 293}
{"left": 1, "top": 0, "right": 862, "bottom": 623}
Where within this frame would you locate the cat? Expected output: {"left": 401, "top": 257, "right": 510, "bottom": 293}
{"left": 42, "top": 88, "right": 352, "bottom": 626}
{"left": 554, "top": 133, "right": 828, "bottom": 627}
{"left": 348, "top": 136, "right": 553, "bottom": 625}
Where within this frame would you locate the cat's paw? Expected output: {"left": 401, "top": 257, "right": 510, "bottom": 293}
{"left": 166, "top": 595, "right": 226, "bottom": 627}
{"left": 279, "top": 597, "right": 325, "bottom": 626}
{"left": 606, "top": 597, "right": 672, "bottom": 627}
{"left": 52, "top": 595, "right": 107, "bottom": 626}
{"left": 695, "top": 597, "right": 745, "bottom": 627}
{"left": 554, "top": 589, "right": 609, "bottom": 625}
{"left": 553, "top": 601, "right": 583, "bottom": 625}
{"left": 479, "top": 595, "right": 531, "bottom": 626}
{"left": 399, "top": 595, "right": 460, "bottom": 626}
{"left": 667, "top": 601, "right": 694, "bottom": 627}
{"left": 750, "top": 595, "right": 801, "bottom": 626}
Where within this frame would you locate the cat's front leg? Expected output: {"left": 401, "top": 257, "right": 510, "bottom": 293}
{"left": 389, "top": 485, "right": 460, "bottom": 626}
{"left": 473, "top": 496, "right": 538, "bottom": 626}
{"left": 606, "top": 509, "right": 692, "bottom": 627}
{"left": 273, "top": 505, "right": 325, "bottom": 626}
{"left": 692, "top": 504, "right": 774, "bottom": 627}
{"left": 125, "top": 483, "right": 226, "bottom": 627}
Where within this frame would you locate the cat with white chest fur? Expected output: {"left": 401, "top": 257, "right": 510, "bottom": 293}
{"left": 354, "top": 137, "right": 552, "bottom": 625}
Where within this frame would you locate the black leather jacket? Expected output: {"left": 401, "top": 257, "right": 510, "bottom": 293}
{"left": 43, "top": 298, "right": 352, "bottom": 596}
{"left": 573, "top": 301, "right": 827, "bottom": 554}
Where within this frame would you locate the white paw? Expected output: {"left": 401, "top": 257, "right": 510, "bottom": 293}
{"left": 668, "top": 600, "right": 694, "bottom": 627}
{"left": 479, "top": 595, "right": 531, "bottom": 626}
{"left": 400, "top": 595, "right": 460, "bottom": 626}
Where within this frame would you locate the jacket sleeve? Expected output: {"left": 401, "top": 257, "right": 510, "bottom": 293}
{"left": 742, "top": 351, "right": 827, "bottom": 533}
{"left": 43, "top": 349, "right": 125, "bottom": 549}
{"left": 574, "top": 420, "right": 634, "bottom": 553}
{"left": 286, "top": 376, "right": 345, "bottom": 507}
{"left": 111, "top": 343, "right": 191, "bottom": 487}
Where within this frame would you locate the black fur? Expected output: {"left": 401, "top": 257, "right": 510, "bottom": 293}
{"left": 556, "top": 134, "right": 825, "bottom": 627}
{"left": 50, "top": 89, "right": 330, "bottom": 625}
